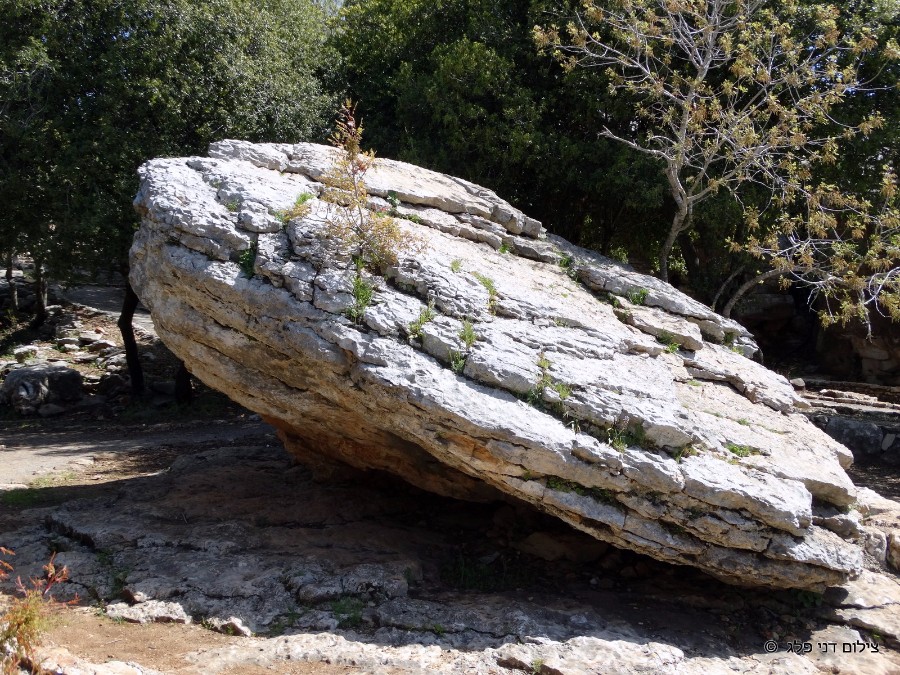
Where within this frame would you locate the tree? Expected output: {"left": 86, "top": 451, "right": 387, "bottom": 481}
{"left": 0, "top": 0, "right": 336, "bottom": 309}
{"left": 535, "top": 0, "right": 889, "bottom": 284}
{"left": 334, "top": 0, "right": 670, "bottom": 256}
{"left": 725, "top": 166, "right": 899, "bottom": 333}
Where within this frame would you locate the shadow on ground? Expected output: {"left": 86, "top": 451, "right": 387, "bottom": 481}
{"left": 3, "top": 429, "right": 898, "bottom": 673}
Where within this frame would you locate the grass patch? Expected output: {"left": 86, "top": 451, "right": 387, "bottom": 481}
{"left": 627, "top": 288, "right": 649, "bottom": 305}
{"left": 450, "top": 259, "right": 463, "bottom": 273}
{"left": 726, "top": 442, "right": 758, "bottom": 458}
{"left": 330, "top": 596, "right": 364, "bottom": 628}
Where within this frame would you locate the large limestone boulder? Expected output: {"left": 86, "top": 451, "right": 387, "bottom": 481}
{"left": 131, "top": 140, "right": 867, "bottom": 590}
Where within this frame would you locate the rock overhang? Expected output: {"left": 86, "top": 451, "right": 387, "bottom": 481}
{"left": 130, "top": 139, "right": 867, "bottom": 590}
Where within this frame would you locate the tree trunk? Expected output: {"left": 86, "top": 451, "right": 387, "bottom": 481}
{"left": 711, "top": 264, "right": 747, "bottom": 311}
{"left": 30, "top": 256, "right": 47, "bottom": 327}
{"left": 659, "top": 206, "right": 689, "bottom": 283}
{"left": 722, "top": 269, "right": 785, "bottom": 318}
{"left": 676, "top": 233, "right": 701, "bottom": 287}
{"left": 118, "top": 280, "right": 145, "bottom": 397}
{"left": 174, "top": 360, "right": 193, "bottom": 405}
{"left": 5, "top": 252, "right": 17, "bottom": 311}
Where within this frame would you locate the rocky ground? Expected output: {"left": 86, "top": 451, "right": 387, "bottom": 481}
{"left": 1, "top": 415, "right": 900, "bottom": 674}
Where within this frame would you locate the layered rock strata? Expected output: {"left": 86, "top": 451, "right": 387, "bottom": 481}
{"left": 131, "top": 140, "right": 866, "bottom": 590}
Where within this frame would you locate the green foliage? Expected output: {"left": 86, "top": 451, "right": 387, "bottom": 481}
{"left": 276, "top": 192, "right": 315, "bottom": 224}
{"left": 726, "top": 442, "right": 758, "bottom": 458}
{"left": 238, "top": 243, "right": 258, "bottom": 278}
{"left": 330, "top": 596, "right": 364, "bottom": 628}
{"left": 458, "top": 319, "right": 478, "bottom": 349}
{"left": 538, "top": 0, "right": 900, "bottom": 315}
{"left": 498, "top": 242, "right": 510, "bottom": 254}
{"left": 472, "top": 272, "right": 498, "bottom": 311}
{"left": 449, "top": 349, "right": 466, "bottom": 374}
{"left": 0, "top": 0, "right": 336, "bottom": 287}
{"left": 551, "top": 381, "right": 571, "bottom": 400}
{"left": 656, "top": 331, "right": 680, "bottom": 353}
{"left": 225, "top": 198, "right": 240, "bottom": 212}
{"left": 450, "top": 258, "right": 463, "bottom": 273}
{"left": 627, "top": 288, "right": 648, "bottom": 305}
{"left": 334, "top": 0, "right": 668, "bottom": 267}
{"left": 348, "top": 275, "right": 374, "bottom": 324}
{"left": 408, "top": 301, "right": 436, "bottom": 338}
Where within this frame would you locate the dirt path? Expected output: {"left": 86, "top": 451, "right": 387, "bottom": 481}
{"left": 0, "top": 419, "right": 271, "bottom": 487}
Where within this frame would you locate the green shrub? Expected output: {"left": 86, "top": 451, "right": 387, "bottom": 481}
{"left": 238, "top": 243, "right": 258, "bottom": 278}
{"left": 459, "top": 320, "right": 478, "bottom": 349}
{"left": 408, "top": 301, "right": 436, "bottom": 339}
{"left": 347, "top": 275, "right": 374, "bottom": 324}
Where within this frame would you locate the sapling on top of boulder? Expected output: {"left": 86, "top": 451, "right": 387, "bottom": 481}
{"left": 321, "top": 100, "right": 423, "bottom": 276}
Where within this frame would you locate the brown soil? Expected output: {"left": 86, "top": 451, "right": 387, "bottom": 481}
{"left": 47, "top": 608, "right": 358, "bottom": 674}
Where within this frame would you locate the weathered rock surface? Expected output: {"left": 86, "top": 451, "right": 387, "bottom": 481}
{"left": 131, "top": 140, "right": 867, "bottom": 590}
{"left": 7, "top": 439, "right": 900, "bottom": 675}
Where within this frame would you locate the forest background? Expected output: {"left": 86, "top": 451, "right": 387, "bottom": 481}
{"left": 1, "top": 0, "right": 897, "bottom": 363}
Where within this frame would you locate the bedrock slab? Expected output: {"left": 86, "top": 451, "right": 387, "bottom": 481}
{"left": 130, "top": 141, "right": 867, "bottom": 589}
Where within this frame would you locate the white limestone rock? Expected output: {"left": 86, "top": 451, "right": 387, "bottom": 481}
{"left": 129, "top": 141, "right": 872, "bottom": 590}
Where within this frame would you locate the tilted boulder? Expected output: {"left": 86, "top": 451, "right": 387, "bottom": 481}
{"left": 131, "top": 140, "right": 866, "bottom": 590}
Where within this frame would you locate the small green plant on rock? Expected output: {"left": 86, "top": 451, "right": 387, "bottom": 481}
{"left": 498, "top": 242, "right": 510, "bottom": 254}
{"left": 671, "top": 445, "right": 697, "bottom": 463}
{"left": 238, "top": 243, "right": 258, "bottom": 278}
{"left": 321, "top": 100, "right": 422, "bottom": 274}
{"left": 225, "top": 198, "right": 240, "bottom": 212}
{"left": 276, "top": 192, "right": 314, "bottom": 224}
{"left": 472, "top": 272, "right": 498, "bottom": 312}
{"left": 656, "top": 331, "right": 680, "bottom": 353}
{"left": 627, "top": 288, "right": 649, "bottom": 305}
{"left": 330, "top": 596, "right": 364, "bottom": 628}
{"left": 725, "top": 442, "right": 758, "bottom": 458}
{"left": 606, "top": 422, "right": 650, "bottom": 453}
{"left": 408, "top": 301, "right": 436, "bottom": 339}
{"left": 557, "top": 253, "right": 579, "bottom": 280}
{"left": 459, "top": 320, "right": 478, "bottom": 349}
{"left": 450, "top": 258, "right": 463, "bottom": 273}
{"left": 348, "top": 275, "right": 374, "bottom": 324}
{"left": 449, "top": 350, "right": 466, "bottom": 374}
